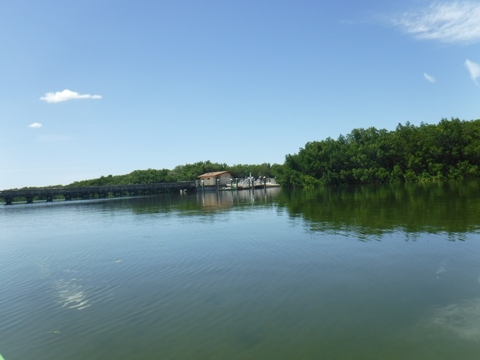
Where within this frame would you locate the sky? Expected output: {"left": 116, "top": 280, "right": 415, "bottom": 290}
{"left": 1, "top": 0, "right": 480, "bottom": 189}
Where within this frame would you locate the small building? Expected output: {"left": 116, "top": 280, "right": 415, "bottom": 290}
{"left": 197, "top": 171, "right": 235, "bottom": 187}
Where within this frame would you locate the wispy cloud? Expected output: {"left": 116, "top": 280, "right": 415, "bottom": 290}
{"left": 424, "top": 73, "right": 436, "bottom": 83}
{"left": 40, "top": 89, "right": 102, "bottom": 103}
{"left": 29, "top": 122, "right": 42, "bottom": 128}
{"left": 390, "top": 1, "right": 480, "bottom": 44}
{"left": 465, "top": 59, "right": 480, "bottom": 83}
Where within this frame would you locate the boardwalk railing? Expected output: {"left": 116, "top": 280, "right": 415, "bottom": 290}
{"left": 0, "top": 182, "right": 197, "bottom": 205}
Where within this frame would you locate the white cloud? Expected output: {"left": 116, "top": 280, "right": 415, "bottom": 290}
{"left": 390, "top": 1, "right": 480, "bottom": 44}
{"left": 40, "top": 89, "right": 102, "bottom": 103}
{"left": 424, "top": 298, "right": 480, "bottom": 341}
{"left": 29, "top": 122, "right": 42, "bottom": 128}
{"left": 423, "top": 72, "right": 436, "bottom": 83}
{"left": 465, "top": 59, "right": 480, "bottom": 83}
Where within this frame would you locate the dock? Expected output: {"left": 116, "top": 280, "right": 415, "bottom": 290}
{"left": 0, "top": 182, "right": 196, "bottom": 205}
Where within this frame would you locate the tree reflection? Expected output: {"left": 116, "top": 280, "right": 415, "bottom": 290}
{"left": 277, "top": 180, "right": 480, "bottom": 238}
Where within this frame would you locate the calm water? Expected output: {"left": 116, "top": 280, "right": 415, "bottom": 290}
{"left": 2, "top": 181, "right": 480, "bottom": 359}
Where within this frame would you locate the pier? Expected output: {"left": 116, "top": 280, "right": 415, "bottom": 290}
{"left": 0, "top": 182, "right": 196, "bottom": 205}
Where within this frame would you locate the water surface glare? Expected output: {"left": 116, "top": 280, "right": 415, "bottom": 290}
{"left": 2, "top": 183, "right": 480, "bottom": 359}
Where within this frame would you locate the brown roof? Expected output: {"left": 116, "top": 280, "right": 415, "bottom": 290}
{"left": 197, "top": 171, "right": 232, "bottom": 178}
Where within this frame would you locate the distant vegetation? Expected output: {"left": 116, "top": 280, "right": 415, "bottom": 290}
{"left": 5, "top": 117, "right": 480, "bottom": 191}
{"left": 68, "top": 162, "right": 283, "bottom": 187}
{"left": 277, "top": 118, "right": 480, "bottom": 188}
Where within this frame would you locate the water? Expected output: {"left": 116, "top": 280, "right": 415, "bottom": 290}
{"left": 2, "top": 181, "right": 480, "bottom": 359}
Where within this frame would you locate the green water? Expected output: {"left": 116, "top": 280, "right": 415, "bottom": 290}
{"left": 2, "top": 181, "right": 480, "bottom": 359}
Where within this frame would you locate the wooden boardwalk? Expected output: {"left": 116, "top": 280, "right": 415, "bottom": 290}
{"left": 0, "top": 182, "right": 197, "bottom": 205}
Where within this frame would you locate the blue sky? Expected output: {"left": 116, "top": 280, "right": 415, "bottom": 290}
{"left": 1, "top": 0, "right": 480, "bottom": 189}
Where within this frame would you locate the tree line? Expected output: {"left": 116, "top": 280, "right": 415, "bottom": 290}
{"left": 68, "top": 161, "right": 283, "bottom": 187}
{"left": 277, "top": 118, "right": 480, "bottom": 188}
{"left": 9, "top": 117, "right": 480, "bottom": 190}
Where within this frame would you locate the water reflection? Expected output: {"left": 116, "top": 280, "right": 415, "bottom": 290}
{"left": 37, "top": 258, "right": 113, "bottom": 312}
{"left": 71, "top": 180, "right": 480, "bottom": 237}
{"left": 98, "top": 188, "right": 282, "bottom": 215}
{"left": 276, "top": 180, "right": 480, "bottom": 238}
{"left": 3, "top": 180, "right": 480, "bottom": 360}
{"left": 419, "top": 298, "right": 480, "bottom": 342}
{"left": 10, "top": 180, "right": 480, "bottom": 238}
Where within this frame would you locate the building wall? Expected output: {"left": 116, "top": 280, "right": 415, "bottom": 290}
{"left": 202, "top": 176, "right": 216, "bottom": 186}
{"left": 218, "top": 173, "right": 233, "bottom": 185}
{"left": 199, "top": 173, "right": 234, "bottom": 186}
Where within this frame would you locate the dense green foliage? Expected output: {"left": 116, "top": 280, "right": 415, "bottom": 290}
{"left": 278, "top": 118, "right": 480, "bottom": 188}
{"left": 68, "top": 161, "right": 282, "bottom": 187}
{"left": 6, "top": 117, "right": 480, "bottom": 191}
